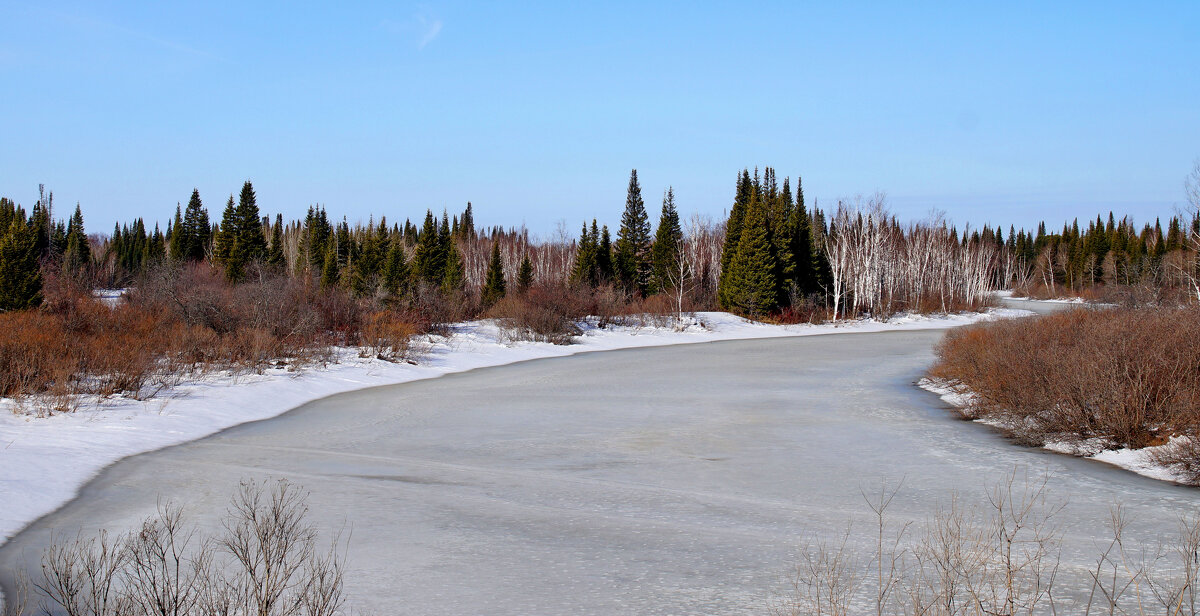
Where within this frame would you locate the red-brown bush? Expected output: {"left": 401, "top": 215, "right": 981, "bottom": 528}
{"left": 931, "top": 306, "right": 1200, "bottom": 450}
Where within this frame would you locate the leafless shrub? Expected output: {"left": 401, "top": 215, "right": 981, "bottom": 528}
{"left": 33, "top": 479, "right": 347, "bottom": 616}
{"left": 780, "top": 469, "right": 1200, "bottom": 616}
{"left": 931, "top": 306, "right": 1200, "bottom": 452}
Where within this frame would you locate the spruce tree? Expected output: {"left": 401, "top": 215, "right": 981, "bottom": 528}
{"left": 382, "top": 235, "right": 410, "bottom": 297}
{"left": 481, "top": 244, "right": 507, "bottom": 307}
{"left": 0, "top": 217, "right": 43, "bottom": 310}
{"left": 597, "top": 225, "right": 614, "bottom": 282}
{"left": 651, "top": 187, "right": 682, "bottom": 294}
{"left": 182, "top": 189, "right": 210, "bottom": 261}
{"left": 169, "top": 204, "right": 185, "bottom": 259}
{"left": 413, "top": 210, "right": 443, "bottom": 284}
{"left": 516, "top": 254, "right": 534, "bottom": 293}
{"left": 718, "top": 170, "right": 752, "bottom": 308}
{"left": 214, "top": 196, "right": 238, "bottom": 277}
{"left": 63, "top": 203, "right": 90, "bottom": 273}
{"left": 320, "top": 245, "right": 339, "bottom": 289}
{"left": 441, "top": 240, "right": 465, "bottom": 294}
{"left": 267, "top": 214, "right": 286, "bottom": 268}
{"left": 726, "top": 194, "right": 778, "bottom": 315}
{"left": 571, "top": 221, "right": 598, "bottom": 287}
{"left": 235, "top": 181, "right": 268, "bottom": 265}
{"left": 614, "top": 169, "right": 652, "bottom": 294}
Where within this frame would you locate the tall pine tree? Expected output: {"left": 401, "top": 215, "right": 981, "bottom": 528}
{"left": 614, "top": 169, "right": 652, "bottom": 295}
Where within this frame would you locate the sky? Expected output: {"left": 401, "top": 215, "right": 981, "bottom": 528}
{"left": 0, "top": 2, "right": 1197, "bottom": 237}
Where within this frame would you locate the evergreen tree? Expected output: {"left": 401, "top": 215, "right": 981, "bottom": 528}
{"left": 235, "top": 181, "right": 268, "bottom": 265}
{"left": 614, "top": 169, "right": 652, "bottom": 294}
{"left": 413, "top": 210, "right": 444, "bottom": 284}
{"left": 516, "top": 254, "right": 534, "bottom": 293}
{"left": 214, "top": 196, "right": 238, "bottom": 276}
{"left": 787, "top": 177, "right": 816, "bottom": 296}
{"left": 0, "top": 216, "right": 43, "bottom": 310}
{"left": 481, "top": 244, "right": 507, "bottom": 307}
{"left": 650, "top": 187, "right": 682, "bottom": 294}
{"left": 382, "top": 235, "right": 410, "bottom": 297}
{"left": 441, "top": 240, "right": 465, "bottom": 294}
{"left": 63, "top": 203, "right": 90, "bottom": 273}
{"left": 182, "top": 189, "right": 210, "bottom": 261}
{"left": 718, "top": 170, "right": 753, "bottom": 308}
{"left": 169, "top": 204, "right": 185, "bottom": 259}
{"left": 302, "top": 206, "right": 331, "bottom": 274}
{"left": 267, "top": 214, "right": 286, "bottom": 268}
{"left": 320, "top": 245, "right": 339, "bottom": 289}
{"left": 597, "top": 225, "right": 614, "bottom": 281}
{"left": 571, "top": 221, "right": 599, "bottom": 287}
{"left": 725, "top": 193, "right": 778, "bottom": 315}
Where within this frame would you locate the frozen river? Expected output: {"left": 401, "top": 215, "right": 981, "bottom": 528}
{"left": 3, "top": 324, "right": 1199, "bottom": 614}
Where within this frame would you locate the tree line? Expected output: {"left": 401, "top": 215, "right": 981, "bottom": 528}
{"left": 4, "top": 166, "right": 1200, "bottom": 318}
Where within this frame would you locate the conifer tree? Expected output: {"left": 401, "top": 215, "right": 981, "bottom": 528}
{"left": 726, "top": 193, "right": 778, "bottom": 315}
{"left": 481, "top": 244, "right": 507, "bottom": 307}
{"left": 651, "top": 187, "right": 682, "bottom": 294}
{"left": 169, "top": 204, "right": 185, "bottom": 259}
{"left": 214, "top": 196, "right": 238, "bottom": 276}
{"left": 382, "top": 235, "right": 410, "bottom": 297}
{"left": 516, "top": 254, "right": 534, "bottom": 293}
{"left": 441, "top": 240, "right": 465, "bottom": 294}
{"left": 597, "top": 225, "right": 614, "bottom": 282}
{"left": 63, "top": 203, "right": 90, "bottom": 273}
{"left": 235, "top": 181, "right": 268, "bottom": 265}
{"left": 614, "top": 169, "right": 652, "bottom": 294}
{"left": 0, "top": 216, "right": 43, "bottom": 310}
{"left": 182, "top": 189, "right": 210, "bottom": 261}
{"left": 413, "top": 210, "right": 443, "bottom": 284}
{"left": 320, "top": 245, "right": 339, "bottom": 289}
{"left": 267, "top": 214, "right": 286, "bottom": 268}
{"left": 718, "top": 170, "right": 752, "bottom": 308}
{"left": 571, "top": 221, "right": 599, "bottom": 287}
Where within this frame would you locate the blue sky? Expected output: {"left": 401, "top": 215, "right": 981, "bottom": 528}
{"left": 1, "top": 2, "right": 1197, "bottom": 236}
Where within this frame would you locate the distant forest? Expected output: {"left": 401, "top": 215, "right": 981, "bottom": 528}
{"left": 3, "top": 167, "right": 1198, "bottom": 317}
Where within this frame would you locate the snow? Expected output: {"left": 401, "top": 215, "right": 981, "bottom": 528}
{"left": 919, "top": 377, "right": 1192, "bottom": 484}
{"left": 0, "top": 308, "right": 1031, "bottom": 546}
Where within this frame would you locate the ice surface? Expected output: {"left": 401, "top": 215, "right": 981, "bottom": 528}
{"left": 4, "top": 326, "right": 1199, "bottom": 615}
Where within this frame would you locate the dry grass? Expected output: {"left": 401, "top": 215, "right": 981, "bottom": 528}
{"left": 930, "top": 306, "right": 1200, "bottom": 451}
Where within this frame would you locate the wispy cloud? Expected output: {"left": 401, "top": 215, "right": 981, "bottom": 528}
{"left": 381, "top": 8, "right": 443, "bottom": 51}
{"left": 416, "top": 15, "right": 443, "bottom": 50}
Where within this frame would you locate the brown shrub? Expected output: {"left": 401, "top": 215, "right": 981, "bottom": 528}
{"left": 487, "top": 285, "right": 585, "bottom": 345}
{"left": 931, "top": 306, "right": 1200, "bottom": 449}
{"left": 360, "top": 311, "right": 420, "bottom": 361}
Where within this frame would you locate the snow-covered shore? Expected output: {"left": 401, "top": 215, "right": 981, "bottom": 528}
{"left": 0, "top": 309, "right": 1031, "bottom": 545}
{"left": 919, "top": 378, "right": 1192, "bottom": 484}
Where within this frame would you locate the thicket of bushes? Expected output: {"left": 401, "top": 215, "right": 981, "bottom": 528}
{"left": 930, "top": 307, "right": 1200, "bottom": 476}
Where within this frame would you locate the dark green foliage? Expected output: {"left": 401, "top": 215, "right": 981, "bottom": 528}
{"left": 382, "top": 235, "right": 410, "bottom": 297}
{"left": 181, "top": 189, "right": 211, "bottom": 261}
{"left": 63, "top": 203, "right": 91, "bottom": 273}
{"left": 320, "top": 245, "right": 339, "bottom": 289}
{"left": 482, "top": 244, "right": 506, "bottom": 307}
{"left": 235, "top": 181, "right": 268, "bottom": 262}
{"left": 651, "top": 187, "right": 682, "bottom": 294}
{"left": 718, "top": 170, "right": 752, "bottom": 308}
{"left": 267, "top": 214, "right": 286, "bottom": 268}
{"left": 614, "top": 169, "right": 652, "bottom": 295}
{"left": 0, "top": 214, "right": 43, "bottom": 311}
{"left": 413, "top": 210, "right": 444, "bottom": 284}
{"left": 597, "top": 225, "right": 613, "bottom": 281}
{"left": 441, "top": 240, "right": 465, "bottom": 294}
{"left": 571, "top": 220, "right": 602, "bottom": 287}
{"left": 516, "top": 254, "right": 534, "bottom": 293}
{"left": 725, "top": 193, "right": 778, "bottom": 315}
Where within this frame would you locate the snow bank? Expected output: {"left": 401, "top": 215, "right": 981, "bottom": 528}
{"left": 919, "top": 377, "right": 1192, "bottom": 484}
{"left": 0, "top": 309, "right": 1030, "bottom": 544}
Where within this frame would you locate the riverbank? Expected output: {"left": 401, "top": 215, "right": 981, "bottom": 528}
{"left": 919, "top": 377, "right": 1192, "bottom": 484}
{"left": 0, "top": 308, "right": 1030, "bottom": 545}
